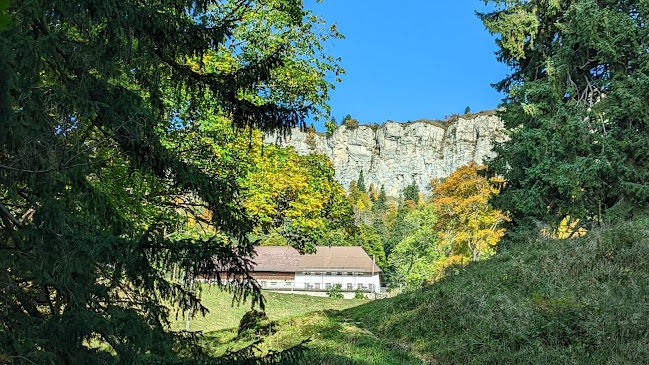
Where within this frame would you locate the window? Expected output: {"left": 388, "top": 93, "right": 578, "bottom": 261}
{"left": 357, "top": 283, "right": 362, "bottom": 290}
{"left": 315, "top": 283, "right": 321, "bottom": 289}
{"left": 325, "top": 283, "right": 332, "bottom": 289}
{"left": 336, "top": 272, "right": 342, "bottom": 275}
{"left": 304, "top": 272, "right": 310, "bottom": 275}
{"left": 305, "top": 283, "right": 314, "bottom": 289}
{"left": 325, "top": 272, "right": 332, "bottom": 276}
{"left": 342, "top": 272, "right": 349, "bottom": 275}
{"left": 347, "top": 283, "right": 353, "bottom": 290}
{"left": 270, "top": 282, "right": 277, "bottom": 286}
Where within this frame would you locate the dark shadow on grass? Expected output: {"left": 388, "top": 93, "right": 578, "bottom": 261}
{"left": 200, "top": 308, "right": 425, "bottom": 364}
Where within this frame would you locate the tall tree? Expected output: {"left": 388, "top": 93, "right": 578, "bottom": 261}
{"left": 403, "top": 181, "right": 420, "bottom": 205}
{"left": 0, "top": 0, "right": 338, "bottom": 362}
{"left": 372, "top": 185, "right": 388, "bottom": 213}
{"left": 480, "top": 0, "right": 649, "bottom": 231}
{"left": 357, "top": 170, "right": 367, "bottom": 193}
{"left": 433, "top": 163, "right": 508, "bottom": 264}
{"left": 389, "top": 204, "right": 439, "bottom": 287}
{"left": 243, "top": 145, "right": 354, "bottom": 252}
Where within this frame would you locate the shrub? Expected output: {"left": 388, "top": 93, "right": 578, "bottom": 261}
{"left": 325, "top": 119, "right": 337, "bottom": 135}
{"left": 344, "top": 118, "right": 359, "bottom": 128}
{"left": 237, "top": 310, "right": 269, "bottom": 337}
{"left": 327, "top": 284, "right": 343, "bottom": 299}
{"left": 354, "top": 289, "right": 366, "bottom": 299}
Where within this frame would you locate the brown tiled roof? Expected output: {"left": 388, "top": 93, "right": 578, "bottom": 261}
{"left": 251, "top": 246, "right": 301, "bottom": 272}
{"left": 251, "top": 246, "right": 381, "bottom": 273}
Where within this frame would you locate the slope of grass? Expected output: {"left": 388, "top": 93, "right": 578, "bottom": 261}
{"left": 200, "top": 311, "right": 425, "bottom": 364}
{"left": 169, "top": 290, "right": 367, "bottom": 332}
{"left": 178, "top": 219, "right": 649, "bottom": 364}
{"left": 196, "top": 219, "right": 649, "bottom": 364}
{"left": 342, "top": 219, "right": 649, "bottom": 364}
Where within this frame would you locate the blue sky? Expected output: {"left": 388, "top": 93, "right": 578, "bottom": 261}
{"left": 304, "top": 1, "right": 510, "bottom": 130}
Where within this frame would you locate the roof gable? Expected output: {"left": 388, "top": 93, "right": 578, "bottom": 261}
{"left": 251, "top": 246, "right": 381, "bottom": 273}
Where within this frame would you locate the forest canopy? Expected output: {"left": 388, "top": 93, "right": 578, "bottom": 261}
{"left": 0, "top": 0, "right": 342, "bottom": 362}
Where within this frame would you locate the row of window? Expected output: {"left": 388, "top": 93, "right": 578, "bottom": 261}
{"left": 260, "top": 281, "right": 292, "bottom": 288}
{"left": 303, "top": 272, "right": 365, "bottom": 276}
{"left": 303, "top": 283, "right": 374, "bottom": 290}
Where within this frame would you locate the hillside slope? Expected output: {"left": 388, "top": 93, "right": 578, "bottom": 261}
{"left": 341, "top": 219, "right": 649, "bottom": 364}
{"left": 204, "top": 219, "right": 649, "bottom": 364}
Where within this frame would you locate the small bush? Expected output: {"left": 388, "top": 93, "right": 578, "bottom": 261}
{"left": 354, "top": 289, "right": 366, "bottom": 299}
{"left": 327, "top": 284, "right": 343, "bottom": 299}
{"left": 344, "top": 118, "right": 359, "bottom": 128}
{"left": 325, "top": 119, "right": 337, "bottom": 135}
{"left": 237, "top": 310, "right": 269, "bottom": 337}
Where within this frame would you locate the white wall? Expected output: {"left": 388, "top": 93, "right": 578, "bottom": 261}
{"left": 294, "top": 272, "right": 381, "bottom": 293}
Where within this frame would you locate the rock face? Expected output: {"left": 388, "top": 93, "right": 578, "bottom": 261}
{"left": 265, "top": 112, "right": 507, "bottom": 197}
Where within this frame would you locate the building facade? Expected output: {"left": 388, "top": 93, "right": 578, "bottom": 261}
{"left": 249, "top": 246, "right": 383, "bottom": 294}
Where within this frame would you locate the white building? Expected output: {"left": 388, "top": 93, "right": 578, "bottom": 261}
{"left": 249, "top": 246, "right": 384, "bottom": 296}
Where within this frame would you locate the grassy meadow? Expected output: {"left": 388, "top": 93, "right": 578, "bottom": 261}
{"left": 169, "top": 290, "right": 367, "bottom": 333}
{"left": 181, "top": 218, "right": 649, "bottom": 364}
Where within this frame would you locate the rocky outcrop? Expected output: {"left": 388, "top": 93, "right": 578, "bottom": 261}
{"left": 265, "top": 111, "right": 507, "bottom": 197}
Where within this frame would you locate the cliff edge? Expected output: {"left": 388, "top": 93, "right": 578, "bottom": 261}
{"left": 266, "top": 110, "right": 507, "bottom": 197}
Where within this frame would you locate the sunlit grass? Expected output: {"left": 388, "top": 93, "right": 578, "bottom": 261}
{"left": 169, "top": 289, "right": 367, "bottom": 333}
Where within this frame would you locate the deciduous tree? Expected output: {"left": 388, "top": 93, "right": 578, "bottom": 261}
{"left": 0, "top": 0, "right": 338, "bottom": 361}
{"left": 433, "top": 163, "right": 508, "bottom": 265}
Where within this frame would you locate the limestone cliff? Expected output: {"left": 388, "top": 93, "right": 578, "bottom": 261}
{"left": 265, "top": 111, "right": 507, "bottom": 197}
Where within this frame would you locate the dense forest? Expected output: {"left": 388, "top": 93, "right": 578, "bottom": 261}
{"left": 1, "top": 0, "right": 648, "bottom": 363}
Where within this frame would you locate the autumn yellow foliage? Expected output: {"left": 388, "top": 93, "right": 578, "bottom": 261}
{"left": 433, "top": 162, "right": 509, "bottom": 270}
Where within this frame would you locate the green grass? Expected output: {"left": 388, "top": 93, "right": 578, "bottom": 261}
{"left": 170, "top": 290, "right": 367, "bottom": 332}
{"left": 339, "top": 218, "right": 649, "bottom": 364}
{"left": 175, "top": 290, "right": 425, "bottom": 363}
{"left": 179, "top": 219, "right": 649, "bottom": 364}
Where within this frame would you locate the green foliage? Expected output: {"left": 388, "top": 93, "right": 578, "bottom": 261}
{"left": 0, "top": 0, "right": 341, "bottom": 362}
{"left": 318, "top": 228, "right": 349, "bottom": 247}
{"left": 357, "top": 170, "right": 367, "bottom": 193}
{"left": 352, "top": 225, "right": 386, "bottom": 266}
{"left": 326, "top": 284, "right": 344, "bottom": 299}
{"left": 342, "top": 114, "right": 352, "bottom": 123}
{"left": 324, "top": 119, "right": 337, "bottom": 135}
{"left": 372, "top": 185, "right": 388, "bottom": 213}
{"left": 354, "top": 289, "right": 366, "bottom": 300}
{"left": 0, "top": 0, "right": 10, "bottom": 31}
{"left": 403, "top": 182, "right": 420, "bottom": 204}
{"left": 481, "top": 0, "right": 649, "bottom": 231}
{"left": 237, "top": 310, "right": 270, "bottom": 337}
{"left": 389, "top": 204, "right": 440, "bottom": 287}
{"left": 383, "top": 204, "right": 416, "bottom": 259}
{"left": 243, "top": 146, "right": 354, "bottom": 253}
{"left": 464, "top": 106, "right": 471, "bottom": 115}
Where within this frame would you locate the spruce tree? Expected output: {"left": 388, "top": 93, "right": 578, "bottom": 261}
{"left": 0, "top": 0, "right": 329, "bottom": 362}
{"left": 403, "top": 182, "right": 420, "bottom": 205}
{"left": 481, "top": 1, "right": 649, "bottom": 231}
{"left": 357, "top": 170, "right": 367, "bottom": 193}
{"left": 373, "top": 185, "right": 388, "bottom": 213}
